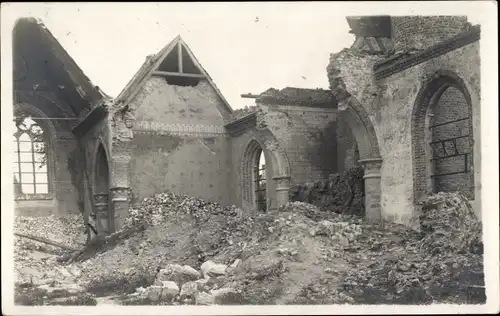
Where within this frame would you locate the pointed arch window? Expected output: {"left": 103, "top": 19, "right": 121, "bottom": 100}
{"left": 13, "top": 117, "right": 50, "bottom": 198}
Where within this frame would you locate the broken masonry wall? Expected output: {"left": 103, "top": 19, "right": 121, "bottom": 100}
{"left": 336, "top": 117, "right": 360, "bottom": 172}
{"left": 80, "top": 117, "right": 112, "bottom": 221}
{"left": 228, "top": 127, "right": 278, "bottom": 213}
{"left": 13, "top": 103, "right": 83, "bottom": 218}
{"left": 289, "top": 167, "right": 365, "bottom": 216}
{"left": 378, "top": 41, "right": 481, "bottom": 223}
{"left": 391, "top": 16, "right": 471, "bottom": 52}
{"left": 256, "top": 102, "right": 341, "bottom": 185}
{"left": 128, "top": 77, "right": 232, "bottom": 206}
{"left": 14, "top": 132, "right": 83, "bottom": 218}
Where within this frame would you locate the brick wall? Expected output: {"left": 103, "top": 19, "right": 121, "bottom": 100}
{"left": 258, "top": 104, "right": 338, "bottom": 184}
{"left": 377, "top": 41, "right": 480, "bottom": 224}
{"left": 391, "top": 16, "right": 470, "bottom": 52}
{"left": 336, "top": 116, "right": 360, "bottom": 172}
{"left": 430, "top": 86, "right": 474, "bottom": 198}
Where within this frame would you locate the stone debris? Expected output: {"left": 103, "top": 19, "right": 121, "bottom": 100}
{"left": 201, "top": 260, "right": 228, "bottom": 278}
{"left": 289, "top": 167, "right": 365, "bottom": 216}
{"left": 156, "top": 264, "right": 200, "bottom": 286}
{"left": 15, "top": 190, "right": 484, "bottom": 305}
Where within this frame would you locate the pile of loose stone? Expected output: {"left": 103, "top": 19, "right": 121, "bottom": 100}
{"left": 289, "top": 167, "right": 365, "bottom": 216}
{"left": 124, "top": 260, "right": 244, "bottom": 305}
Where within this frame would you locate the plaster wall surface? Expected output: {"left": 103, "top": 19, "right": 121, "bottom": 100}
{"left": 377, "top": 42, "right": 480, "bottom": 224}
{"left": 128, "top": 77, "right": 232, "bottom": 206}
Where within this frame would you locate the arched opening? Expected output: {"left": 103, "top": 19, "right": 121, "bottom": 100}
{"left": 337, "top": 97, "right": 382, "bottom": 221}
{"left": 12, "top": 116, "right": 52, "bottom": 199}
{"left": 242, "top": 139, "right": 272, "bottom": 213}
{"left": 93, "top": 143, "right": 111, "bottom": 235}
{"left": 254, "top": 150, "right": 267, "bottom": 212}
{"left": 412, "top": 72, "right": 474, "bottom": 202}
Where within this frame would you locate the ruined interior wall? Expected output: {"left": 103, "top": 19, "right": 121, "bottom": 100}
{"left": 229, "top": 128, "right": 277, "bottom": 213}
{"left": 431, "top": 86, "right": 474, "bottom": 198}
{"left": 378, "top": 41, "right": 480, "bottom": 223}
{"left": 13, "top": 100, "right": 85, "bottom": 218}
{"left": 15, "top": 133, "right": 82, "bottom": 217}
{"left": 80, "top": 117, "right": 111, "bottom": 217}
{"left": 336, "top": 117, "right": 360, "bottom": 172}
{"left": 257, "top": 104, "right": 339, "bottom": 184}
{"left": 128, "top": 77, "right": 232, "bottom": 206}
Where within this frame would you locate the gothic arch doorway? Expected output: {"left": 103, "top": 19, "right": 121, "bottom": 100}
{"left": 93, "top": 142, "right": 111, "bottom": 235}
{"left": 241, "top": 139, "right": 274, "bottom": 213}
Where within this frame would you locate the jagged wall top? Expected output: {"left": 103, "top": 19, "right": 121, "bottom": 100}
{"left": 346, "top": 15, "right": 472, "bottom": 55}
{"left": 256, "top": 87, "right": 337, "bottom": 108}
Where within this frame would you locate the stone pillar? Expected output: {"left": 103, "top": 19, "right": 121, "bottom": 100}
{"left": 93, "top": 193, "right": 110, "bottom": 235}
{"left": 273, "top": 175, "right": 291, "bottom": 209}
{"left": 110, "top": 154, "right": 132, "bottom": 231}
{"left": 358, "top": 158, "right": 383, "bottom": 222}
{"left": 110, "top": 186, "right": 130, "bottom": 232}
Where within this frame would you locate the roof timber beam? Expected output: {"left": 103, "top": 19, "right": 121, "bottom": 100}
{"left": 151, "top": 71, "right": 206, "bottom": 78}
{"left": 178, "top": 43, "right": 183, "bottom": 73}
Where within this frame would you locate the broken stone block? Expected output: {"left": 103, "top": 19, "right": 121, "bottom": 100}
{"left": 182, "top": 265, "right": 201, "bottom": 279}
{"left": 194, "top": 279, "right": 209, "bottom": 292}
{"left": 146, "top": 285, "right": 163, "bottom": 302}
{"left": 200, "top": 260, "right": 227, "bottom": 278}
{"left": 160, "top": 281, "right": 179, "bottom": 301}
{"left": 156, "top": 263, "right": 200, "bottom": 286}
{"left": 211, "top": 287, "right": 245, "bottom": 305}
{"left": 230, "top": 259, "right": 241, "bottom": 268}
{"left": 315, "top": 220, "right": 336, "bottom": 237}
{"left": 180, "top": 281, "right": 198, "bottom": 298}
{"left": 195, "top": 291, "right": 214, "bottom": 305}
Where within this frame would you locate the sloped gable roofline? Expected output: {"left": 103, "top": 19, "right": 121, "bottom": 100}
{"left": 14, "top": 17, "right": 106, "bottom": 105}
{"left": 113, "top": 35, "right": 233, "bottom": 115}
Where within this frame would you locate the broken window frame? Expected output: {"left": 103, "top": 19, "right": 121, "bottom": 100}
{"left": 253, "top": 154, "right": 267, "bottom": 212}
{"left": 428, "top": 116, "right": 473, "bottom": 178}
{"left": 13, "top": 117, "right": 52, "bottom": 200}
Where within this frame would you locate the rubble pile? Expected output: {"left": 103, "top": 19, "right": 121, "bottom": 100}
{"left": 15, "top": 214, "right": 86, "bottom": 253}
{"left": 15, "top": 190, "right": 484, "bottom": 305}
{"left": 289, "top": 167, "right": 365, "bottom": 216}
{"left": 14, "top": 214, "right": 86, "bottom": 285}
{"left": 339, "top": 192, "right": 484, "bottom": 304}
{"left": 111, "top": 200, "right": 365, "bottom": 305}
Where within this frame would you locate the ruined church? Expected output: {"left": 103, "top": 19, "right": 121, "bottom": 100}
{"left": 12, "top": 15, "right": 481, "bottom": 235}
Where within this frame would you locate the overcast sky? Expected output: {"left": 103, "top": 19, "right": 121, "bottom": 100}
{"left": 3, "top": 2, "right": 487, "bottom": 110}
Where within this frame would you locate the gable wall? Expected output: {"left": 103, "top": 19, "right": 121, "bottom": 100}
{"left": 128, "top": 77, "right": 232, "bottom": 206}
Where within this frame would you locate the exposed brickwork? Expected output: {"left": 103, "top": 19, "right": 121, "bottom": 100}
{"left": 380, "top": 41, "right": 481, "bottom": 224}
{"left": 257, "top": 87, "right": 337, "bottom": 108}
{"left": 431, "top": 86, "right": 474, "bottom": 198}
{"left": 336, "top": 118, "right": 360, "bottom": 172}
{"left": 256, "top": 103, "right": 338, "bottom": 184}
{"left": 391, "top": 16, "right": 471, "bottom": 52}
{"left": 229, "top": 106, "right": 259, "bottom": 122}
